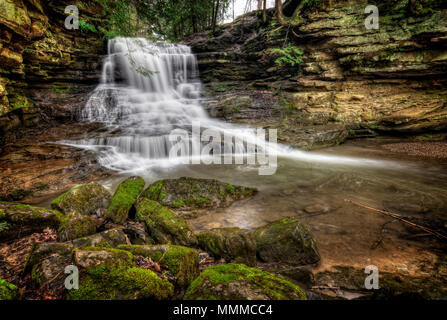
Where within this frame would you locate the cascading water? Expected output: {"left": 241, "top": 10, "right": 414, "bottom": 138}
{"left": 65, "top": 37, "right": 389, "bottom": 174}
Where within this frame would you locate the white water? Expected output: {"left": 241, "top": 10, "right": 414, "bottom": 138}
{"left": 64, "top": 37, "right": 394, "bottom": 174}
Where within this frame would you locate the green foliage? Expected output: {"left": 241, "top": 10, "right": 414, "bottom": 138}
{"left": 271, "top": 46, "right": 304, "bottom": 68}
{"left": 302, "top": 0, "right": 319, "bottom": 10}
{"left": 79, "top": 20, "right": 97, "bottom": 33}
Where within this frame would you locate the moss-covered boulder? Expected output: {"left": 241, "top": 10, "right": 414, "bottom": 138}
{"left": 67, "top": 265, "right": 174, "bottom": 300}
{"left": 72, "top": 229, "right": 128, "bottom": 249}
{"left": 0, "top": 202, "right": 62, "bottom": 241}
{"left": 106, "top": 176, "right": 145, "bottom": 224}
{"left": 0, "top": 201, "right": 62, "bottom": 226}
{"left": 196, "top": 228, "right": 256, "bottom": 267}
{"left": 141, "top": 177, "right": 257, "bottom": 212}
{"left": 58, "top": 211, "right": 97, "bottom": 242}
{"left": 135, "top": 198, "right": 197, "bottom": 246}
{"left": 184, "top": 264, "right": 307, "bottom": 300}
{"left": 51, "top": 182, "right": 111, "bottom": 216}
{"left": 254, "top": 217, "right": 320, "bottom": 266}
{"left": 0, "top": 279, "right": 20, "bottom": 300}
{"left": 24, "top": 242, "right": 74, "bottom": 274}
{"left": 73, "top": 247, "right": 135, "bottom": 270}
{"left": 118, "top": 244, "right": 199, "bottom": 288}
{"left": 69, "top": 247, "right": 173, "bottom": 300}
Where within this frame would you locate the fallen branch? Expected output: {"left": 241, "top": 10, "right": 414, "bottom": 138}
{"left": 346, "top": 199, "right": 447, "bottom": 242}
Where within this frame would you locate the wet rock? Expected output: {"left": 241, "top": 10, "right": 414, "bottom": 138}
{"left": 71, "top": 229, "right": 128, "bottom": 248}
{"left": 24, "top": 242, "right": 74, "bottom": 274}
{"left": 31, "top": 254, "right": 72, "bottom": 290}
{"left": 0, "top": 279, "right": 20, "bottom": 300}
{"left": 51, "top": 182, "right": 111, "bottom": 216}
{"left": 69, "top": 247, "right": 173, "bottom": 300}
{"left": 118, "top": 244, "right": 199, "bottom": 288}
{"left": 140, "top": 177, "right": 257, "bottom": 212}
{"left": 277, "top": 266, "right": 315, "bottom": 289}
{"left": 135, "top": 198, "right": 197, "bottom": 246}
{"left": 304, "top": 204, "right": 330, "bottom": 214}
{"left": 254, "top": 217, "right": 320, "bottom": 266}
{"left": 184, "top": 264, "right": 307, "bottom": 300}
{"left": 196, "top": 228, "right": 257, "bottom": 267}
{"left": 106, "top": 176, "right": 145, "bottom": 224}
{"left": 123, "top": 220, "right": 153, "bottom": 245}
{"left": 58, "top": 211, "right": 97, "bottom": 242}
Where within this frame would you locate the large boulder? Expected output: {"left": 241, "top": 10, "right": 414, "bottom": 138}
{"left": 69, "top": 247, "right": 173, "bottom": 300}
{"left": 184, "top": 264, "right": 307, "bottom": 300}
{"left": 0, "top": 202, "right": 62, "bottom": 241}
{"left": 51, "top": 182, "right": 111, "bottom": 216}
{"left": 196, "top": 228, "right": 256, "bottom": 267}
{"left": 58, "top": 211, "right": 97, "bottom": 242}
{"left": 141, "top": 177, "right": 257, "bottom": 212}
{"left": 71, "top": 229, "right": 128, "bottom": 248}
{"left": 106, "top": 176, "right": 145, "bottom": 224}
{"left": 253, "top": 217, "right": 320, "bottom": 265}
{"left": 0, "top": 279, "right": 20, "bottom": 300}
{"left": 135, "top": 198, "right": 197, "bottom": 246}
{"left": 118, "top": 244, "right": 199, "bottom": 288}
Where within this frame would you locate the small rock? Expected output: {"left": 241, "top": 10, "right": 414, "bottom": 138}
{"left": 31, "top": 254, "right": 72, "bottom": 289}
{"left": 123, "top": 220, "right": 153, "bottom": 245}
{"left": 73, "top": 247, "right": 134, "bottom": 269}
{"left": 304, "top": 204, "right": 329, "bottom": 214}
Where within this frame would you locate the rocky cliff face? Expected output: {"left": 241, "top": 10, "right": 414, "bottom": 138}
{"left": 185, "top": 0, "right": 447, "bottom": 149}
{"left": 0, "top": 0, "right": 104, "bottom": 142}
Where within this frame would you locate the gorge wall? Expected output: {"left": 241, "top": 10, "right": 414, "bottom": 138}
{"left": 0, "top": 0, "right": 104, "bottom": 143}
{"left": 185, "top": 0, "right": 447, "bottom": 149}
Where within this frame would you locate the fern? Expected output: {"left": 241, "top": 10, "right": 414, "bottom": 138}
{"left": 271, "top": 46, "right": 304, "bottom": 67}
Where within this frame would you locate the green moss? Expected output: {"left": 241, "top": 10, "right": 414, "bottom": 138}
{"left": 106, "top": 177, "right": 145, "bottom": 224}
{"left": 0, "top": 279, "right": 20, "bottom": 300}
{"left": 50, "top": 182, "right": 111, "bottom": 215}
{"left": 0, "top": 202, "right": 63, "bottom": 227}
{"left": 135, "top": 198, "right": 196, "bottom": 246}
{"left": 67, "top": 265, "right": 173, "bottom": 300}
{"left": 141, "top": 178, "right": 257, "bottom": 211}
{"left": 118, "top": 244, "right": 199, "bottom": 288}
{"left": 184, "top": 264, "right": 307, "bottom": 300}
{"left": 58, "top": 212, "right": 96, "bottom": 241}
{"left": 74, "top": 246, "right": 135, "bottom": 268}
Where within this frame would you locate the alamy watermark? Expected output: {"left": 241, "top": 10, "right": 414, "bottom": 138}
{"left": 168, "top": 122, "right": 278, "bottom": 176}
{"left": 365, "top": 265, "right": 379, "bottom": 290}
{"left": 65, "top": 5, "right": 79, "bottom": 30}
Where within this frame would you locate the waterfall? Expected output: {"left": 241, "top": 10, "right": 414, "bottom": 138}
{"left": 64, "top": 37, "right": 387, "bottom": 173}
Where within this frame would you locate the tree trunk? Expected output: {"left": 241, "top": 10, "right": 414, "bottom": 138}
{"left": 275, "top": 0, "right": 287, "bottom": 26}
{"left": 213, "top": 0, "right": 220, "bottom": 32}
{"left": 263, "top": 0, "right": 267, "bottom": 22}
{"left": 258, "top": 0, "right": 263, "bottom": 10}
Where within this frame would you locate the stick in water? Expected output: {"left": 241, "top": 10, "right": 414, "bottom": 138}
{"left": 345, "top": 199, "right": 447, "bottom": 242}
